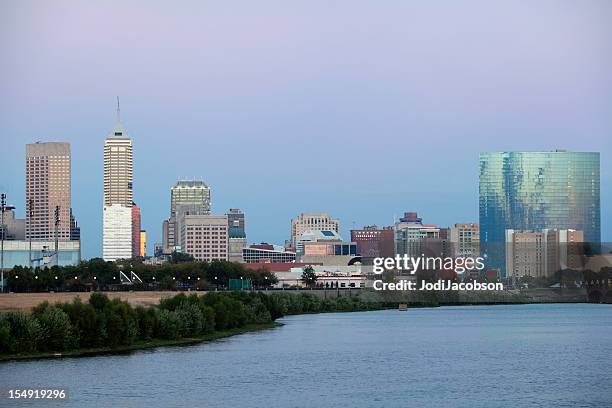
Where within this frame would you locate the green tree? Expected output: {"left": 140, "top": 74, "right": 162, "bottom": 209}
{"left": 301, "top": 266, "right": 317, "bottom": 288}
{"left": 170, "top": 251, "right": 195, "bottom": 264}
{"left": 34, "top": 307, "right": 77, "bottom": 351}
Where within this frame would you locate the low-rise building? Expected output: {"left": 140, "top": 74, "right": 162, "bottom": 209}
{"left": 350, "top": 225, "right": 395, "bottom": 259}
{"left": 1, "top": 209, "right": 25, "bottom": 240}
{"left": 395, "top": 212, "right": 440, "bottom": 258}
{"left": 0, "top": 240, "right": 80, "bottom": 268}
{"left": 242, "top": 244, "right": 296, "bottom": 263}
{"left": 275, "top": 265, "right": 365, "bottom": 288}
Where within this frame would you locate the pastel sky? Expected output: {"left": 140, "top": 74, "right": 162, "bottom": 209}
{"left": 1, "top": 0, "right": 611, "bottom": 259}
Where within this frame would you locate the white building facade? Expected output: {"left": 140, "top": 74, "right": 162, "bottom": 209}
{"left": 103, "top": 204, "right": 132, "bottom": 261}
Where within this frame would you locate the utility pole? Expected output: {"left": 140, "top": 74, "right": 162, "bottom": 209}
{"left": 28, "top": 199, "right": 33, "bottom": 268}
{"left": 54, "top": 205, "right": 60, "bottom": 267}
{"left": 1, "top": 193, "right": 16, "bottom": 293}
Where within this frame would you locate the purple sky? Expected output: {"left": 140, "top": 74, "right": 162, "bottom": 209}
{"left": 1, "top": 0, "right": 611, "bottom": 258}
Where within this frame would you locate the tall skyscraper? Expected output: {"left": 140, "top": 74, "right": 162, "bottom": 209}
{"left": 103, "top": 99, "right": 134, "bottom": 261}
{"left": 103, "top": 101, "right": 133, "bottom": 207}
{"left": 480, "top": 151, "right": 600, "bottom": 275}
{"left": 26, "top": 142, "right": 74, "bottom": 241}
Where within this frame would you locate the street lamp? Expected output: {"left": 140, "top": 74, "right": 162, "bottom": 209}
{"left": 1, "top": 193, "right": 16, "bottom": 293}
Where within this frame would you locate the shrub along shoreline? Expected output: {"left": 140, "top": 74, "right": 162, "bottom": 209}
{"left": 0, "top": 291, "right": 383, "bottom": 361}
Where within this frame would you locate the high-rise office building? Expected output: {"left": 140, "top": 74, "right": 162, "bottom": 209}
{"left": 178, "top": 214, "right": 228, "bottom": 262}
{"left": 162, "top": 179, "right": 211, "bottom": 252}
{"left": 291, "top": 213, "right": 340, "bottom": 248}
{"left": 26, "top": 142, "right": 74, "bottom": 241}
{"left": 480, "top": 151, "right": 600, "bottom": 275}
{"left": 171, "top": 180, "right": 210, "bottom": 217}
{"left": 103, "top": 100, "right": 134, "bottom": 261}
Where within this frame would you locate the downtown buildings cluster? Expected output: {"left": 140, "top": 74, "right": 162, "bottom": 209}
{"left": 0, "top": 102, "right": 603, "bottom": 288}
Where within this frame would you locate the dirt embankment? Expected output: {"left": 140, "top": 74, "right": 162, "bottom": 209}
{"left": 0, "top": 291, "right": 176, "bottom": 312}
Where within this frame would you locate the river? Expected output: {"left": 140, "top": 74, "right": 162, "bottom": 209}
{"left": 1, "top": 304, "right": 611, "bottom": 407}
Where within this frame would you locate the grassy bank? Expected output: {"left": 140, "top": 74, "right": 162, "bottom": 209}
{"left": 0, "top": 291, "right": 383, "bottom": 361}
{"left": 0, "top": 322, "right": 280, "bottom": 362}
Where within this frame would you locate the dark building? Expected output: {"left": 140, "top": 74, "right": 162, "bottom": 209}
{"left": 350, "top": 225, "right": 395, "bottom": 259}
{"left": 227, "top": 208, "right": 246, "bottom": 237}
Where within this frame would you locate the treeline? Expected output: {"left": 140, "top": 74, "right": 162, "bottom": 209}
{"left": 0, "top": 292, "right": 383, "bottom": 356}
{"left": 6, "top": 258, "right": 277, "bottom": 292}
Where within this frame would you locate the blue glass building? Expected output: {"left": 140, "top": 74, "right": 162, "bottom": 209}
{"left": 479, "top": 151, "right": 600, "bottom": 275}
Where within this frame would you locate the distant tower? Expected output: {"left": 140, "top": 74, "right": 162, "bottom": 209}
{"left": 103, "top": 98, "right": 134, "bottom": 261}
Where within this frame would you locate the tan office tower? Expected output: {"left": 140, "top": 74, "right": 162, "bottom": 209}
{"left": 290, "top": 213, "right": 340, "bottom": 248}
{"left": 103, "top": 99, "right": 134, "bottom": 261}
{"left": 26, "top": 142, "right": 72, "bottom": 241}
{"left": 103, "top": 101, "right": 133, "bottom": 207}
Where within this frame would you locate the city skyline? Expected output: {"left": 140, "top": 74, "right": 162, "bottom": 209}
{"left": 1, "top": 1, "right": 611, "bottom": 258}
{"left": 1, "top": 141, "right": 607, "bottom": 261}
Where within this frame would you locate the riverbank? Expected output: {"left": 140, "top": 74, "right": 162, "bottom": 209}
{"left": 0, "top": 322, "right": 281, "bottom": 362}
{"left": 0, "top": 288, "right": 592, "bottom": 362}
{"left": 0, "top": 287, "right": 589, "bottom": 313}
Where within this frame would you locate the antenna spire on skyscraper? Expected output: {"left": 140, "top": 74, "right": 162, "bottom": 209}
{"left": 116, "top": 96, "right": 121, "bottom": 124}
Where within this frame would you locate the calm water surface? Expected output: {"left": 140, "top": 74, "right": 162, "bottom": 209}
{"left": 1, "top": 304, "right": 611, "bottom": 408}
